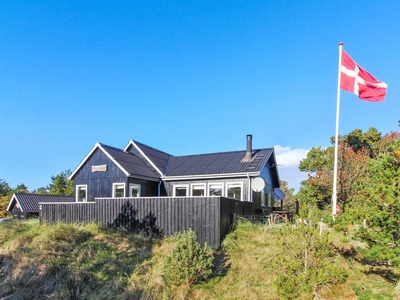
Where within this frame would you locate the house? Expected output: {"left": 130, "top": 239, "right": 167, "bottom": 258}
{"left": 7, "top": 193, "right": 74, "bottom": 219}
{"left": 69, "top": 135, "right": 282, "bottom": 215}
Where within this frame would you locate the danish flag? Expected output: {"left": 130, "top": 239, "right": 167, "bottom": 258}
{"left": 340, "top": 50, "right": 387, "bottom": 102}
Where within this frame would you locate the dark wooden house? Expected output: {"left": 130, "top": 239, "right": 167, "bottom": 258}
{"left": 68, "top": 135, "right": 282, "bottom": 215}
{"left": 7, "top": 193, "right": 74, "bottom": 220}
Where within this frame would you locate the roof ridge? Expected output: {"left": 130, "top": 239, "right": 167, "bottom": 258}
{"left": 171, "top": 148, "right": 272, "bottom": 159}
{"left": 131, "top": 140, "right": 173, "bottom": 157}
{"left": 15, "top": 193, "right": 74, "bottom": 197}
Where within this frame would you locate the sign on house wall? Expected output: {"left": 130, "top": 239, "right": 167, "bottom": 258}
{"left": 92, "top": 164, "right": 108, "bottom": 172}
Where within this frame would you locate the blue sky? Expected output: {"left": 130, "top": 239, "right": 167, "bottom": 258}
{"left": 1, "top": 0, "right": 399, "bottom": 192}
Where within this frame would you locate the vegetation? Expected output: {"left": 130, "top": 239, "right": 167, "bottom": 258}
{"left": 278, "top": 179, "right": 297, "bottom": 213}
{"left": 1, "top": 125, "right": 399, "bottom": 298}
{"left": 164, "top": 229, "right": 214, "bottom": 286}
{"left": 0, "top": 170, "right": 74, "bottom": 218}
{"left": 1, "top": 219, "right": 399, "bottom": 299}
{"left": 298, "top": 128, "right": 400, "bottom": 267}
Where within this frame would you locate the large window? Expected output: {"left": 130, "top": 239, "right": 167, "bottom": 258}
{"left": 113, "top": 183, "right": 125, "bottom": 198}
{"left": 129, "top": 184, "right": 141, "bottom": 197}
{"left": 76, "top": 185, "right": 87, "bottom": 202}
{"left": 191, "top": 183, "right": 206, "bottom": 196}
{"left": 226, "top": 182, "right": 243, "bottom": 201}
{"left": 209, "top": 183, "right": 223, "bottom": 196}
{"left": 173, "top": 184, "right": 189, "bottom": 196}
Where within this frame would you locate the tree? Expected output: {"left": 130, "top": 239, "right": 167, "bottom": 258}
{"left": 32, "top": 187, "right": 48, "bottom": 194}
{"left": 297, "top": 147, "right": 334, "bottom": 209}
{"left": 341, "top": 132, "right": 400, "bottom": 265}
{"left": 0, "top": 179, "right": 12, "bottom": 218}
{"left": 14, "top": 183, "right": 29, "bottom": 194}
{"left": 298, "top": 128, "right": 383, "bottom": 211}
{"left": 279, "top": 180, "right": 297, "bottom": 213}
{"left": 47, "top": 170, "right": 74, "bottom": 196}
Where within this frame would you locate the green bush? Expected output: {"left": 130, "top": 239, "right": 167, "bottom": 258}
{"left": 273, "top": 224, "right": 348, "bottom": 300}
{"left": 163, "top": 229, "right": 214, "bottom": 286}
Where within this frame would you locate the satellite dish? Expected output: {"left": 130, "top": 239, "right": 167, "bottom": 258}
{"left": 251, "top": 177, "right": 265, "bottom": 192}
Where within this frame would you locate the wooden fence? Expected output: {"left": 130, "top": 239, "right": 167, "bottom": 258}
{"left": 40, "top": 196, "right": 253, "bottom": 249}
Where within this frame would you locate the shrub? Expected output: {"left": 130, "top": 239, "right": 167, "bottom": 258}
{"left": 273, "top": 224, "right": 348, "bottom": 300}
{"left": 163, "top": 229, "right": 214, "bottom": 286}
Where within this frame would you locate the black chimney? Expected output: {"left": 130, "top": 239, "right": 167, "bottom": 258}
{"left": 245, "top": 134, "right": 252, "bottom": 161}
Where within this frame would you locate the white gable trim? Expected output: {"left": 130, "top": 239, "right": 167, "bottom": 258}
{"left": 69, "top": 143, "right": 130, "bottom": 180}
{"left": 126, "top": 140, "right": 164, "bottom": 177}
{"left": 7, "top": 194, "right": 23, "bottom": 212}
{"left": 123, "top": 140, "right": 134, "bottom": 152}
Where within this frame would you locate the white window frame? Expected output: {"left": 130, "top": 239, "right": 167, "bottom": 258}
{"left": 113, "top": 182, "right": 126, "bottom": 198}
{"left": 129, "top": 183, "right": 141, "bottom": 197}
{"left": 76, "top": 185, "right": 87, "bottom": 202}
{"left": 191, "top": 183, "right": 206, "bottom": 196}
{"left": 226, "top": 182, "right": 243, "bottom": 201}
{"left": 173, "top": 184, "right": 189, "bottom": 197}
{"left": 208, "top": 182, "right": 224, "bottom": 196}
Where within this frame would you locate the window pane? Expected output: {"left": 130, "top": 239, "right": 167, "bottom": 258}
{"left": 77, "top": 187, "right": 87, "bottom": 202}
{"left": 114, "top": 184, "right": 124, "bottom": 198}
{"left": 130, "top": 187, "right": 139, "bottom": 197}
{"left": 192, "top": 184, "right": 205, "bottom": 196}
{"left": 227, "top": 187, "right": 241, "bottom": 200}
{"left": 130, "top": 184, "right": 141, "bottom": 197}
{"left": 209, "top": 184, "right": 222, "bottom": 196}
{"left": 192, "top": 188, "right": 204, "bottom": 196}
{"left": 175, "top": 187, "right": 187, "bottom": 196}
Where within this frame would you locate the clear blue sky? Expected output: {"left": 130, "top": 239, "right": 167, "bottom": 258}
{"left": 1, "top": 0, "right": 399, "bottom": 192}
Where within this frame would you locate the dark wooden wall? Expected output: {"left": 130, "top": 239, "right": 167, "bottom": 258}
{"left": 40, "top": 196, "right": 253, "bottom": 249}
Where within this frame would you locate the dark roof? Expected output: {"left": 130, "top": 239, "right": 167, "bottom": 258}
{"left": 165, "top": 148, "right": 274, "bottom": 177}
{"left": 7, "top": 193, "right": 74, "bottom": 212}
{"left": 100, "top": 144, "right": 160, "bottom": 180}
{"left": 126, "top": 140, "right": 172, "bottom": 174}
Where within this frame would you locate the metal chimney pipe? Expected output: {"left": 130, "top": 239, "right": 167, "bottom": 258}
{"left": 245, "top": 134, "right": 252, "bottom": 161}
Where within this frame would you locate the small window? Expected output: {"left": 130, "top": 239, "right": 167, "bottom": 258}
{"left": 113, "top": 183, "right": 125, "bottom": 198}
{"left": 226, "top": 182, "right": 243, "bottom": 201}
{"left": 76, "top": 185, "right": 87, "bottom": 202}
{"left": 209, "top": 183, "right": 223, "bottom": 196}
{"left": 267, "top": 191, "right": 273, "bottom": 207}
{"left": 191, "top": 183, "right": 206, "bottom": 196}
{"left": 173, "top": 184, "right": 189, "bottom": 196}
{"left": 129, "top": 184, "right": 141, "bottom": 197}
{"left": 261, "top": 189, "right": 266, "bottom": 207}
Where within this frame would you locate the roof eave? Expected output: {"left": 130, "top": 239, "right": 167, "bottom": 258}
{"left": 69, "top": 143, "right": 130, "bottom": 180}
{"left": 162, "top": 171, "right": 260, "bottom": 181}
{"left": 6, "top": 194, "right": 23, "bottom": 212}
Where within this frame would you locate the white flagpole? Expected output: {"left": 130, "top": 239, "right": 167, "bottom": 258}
{"left": 332, "top": 42, "right": 343, "bottom": 220}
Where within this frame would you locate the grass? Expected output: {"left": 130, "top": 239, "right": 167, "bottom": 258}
{"left": 1, "top": 218, "right": 399, "bottom": 299}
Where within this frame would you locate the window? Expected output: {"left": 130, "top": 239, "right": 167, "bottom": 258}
{"left": 113, "top": 183, "right": 125, "bottom": 198}
{"left": 129, "top": 184, "right": 141, "bottom": 197}
{"left": 261, "top": 189, "right": 266, "bottom": 207}
{"left": 173, "top": 184, "right": 189, "bottom": 196}
{"left": 226, "top": 182, "right": 243, "bottom": 201}
{"left": 76, "top": 185, "right": 87, "bottom": 202}
{"left": 209, "top": 183, "right": 223, "bottom": 196}
{"left": 191, "top": 183, "right": 206, "bottom": 196}
{"left": 267, "top": 191, "right": 273, "bottom": 207}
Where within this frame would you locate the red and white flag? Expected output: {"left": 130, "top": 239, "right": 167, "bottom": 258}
{"left": 340, "top": 50, "right": 387, "bottom": 102}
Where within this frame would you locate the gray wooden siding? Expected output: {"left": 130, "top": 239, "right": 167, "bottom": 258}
{"left": 164, "top": 178, "right": 250, "bottom": 200}
{"left": 40, "top": 196, "right": 252, "bottom": 249}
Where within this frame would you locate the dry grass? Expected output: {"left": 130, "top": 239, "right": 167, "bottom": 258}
{"left": 1, "top": 219, "right": 399, "bottom": 299}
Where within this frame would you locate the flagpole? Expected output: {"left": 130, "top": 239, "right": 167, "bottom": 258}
{"left": 332, "top": 42, "right": 343, "bottom": 220}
